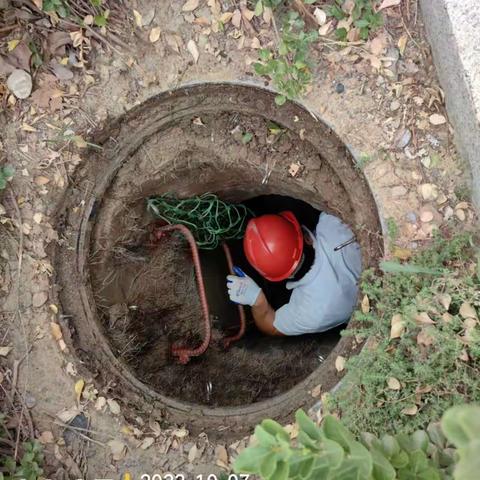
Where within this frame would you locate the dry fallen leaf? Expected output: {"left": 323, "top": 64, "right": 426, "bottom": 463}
{"left": 390, "top": 314, "right": 405, "bottom": 339}
{"left": 7, "top": 69, "right": 32, "bottom": 99}
{"left": 313, "top": 7, "right": 327, "bottom": 25}
{"left": 50, "top": 322, "right": 63, "bottom": 341}
{"left": 38, "top": 431, "right": 54, "bottom": 444}
{"left": 35, "top": 176, "right": 50, "bottom": 186}
{"left": 387, "top": 377, "right": 401, "bottom": 390}
{"left": 149, "top": 27, "right": 161, "bottom": 43}
{"left": 74, "top": 379, "right": 85, "bottom": 402}
{"left": 66, "top": 362, "right": 77, "bottom": 376}
{"left": 311, "top": 384, "right": 321, "bottom": 397}
{"left": 417, "top": 328, "right": 435, "bottom": 347}
{"left": 192, "top": 117, "right": 205, "bottom": 126}
{"left": 140, "top": 437, "right": 155, "bottom": 450}
{"left": 57, "top": 406, "right": 80, "bottom": 423}
{"left": 182, "top": 0, "right": 200, "bottom": 12}
{"left": 215, "top": 444, "right": 229, "bottom": 468}
{"left": 429, "top": 113, "right": 447, "bottom": 125}
{"left": 378, "top": 0, "right": 401, "bottom": 10}
{"left": 437, "top": 293, "right": 451, "bottom": 311}
{"left": 172, "top": 427, "right": 189, "bottom": 438}
{"left": 108, "top": 439, "right": 127, "bottom": 461}
{"left": 442, "top": 312, "right": 453, "bottom": 323}
{"left": 95, "top": 396, "right": 106, "bottom": 410}
{"left": 21, "top": 123, "right": 37, "bottom": 133}
{"left": 251, "top": 37, "right": 261, "bottom": 49}
{"left": 288, "top": 162, "right": 303, "bottom": 177}
{"left": 0, "top": 346, "right": 12, "bottom": 357}
{"left": 401, "top": 405, "right": 418, "bottom": 416}
{"left": 459, "top": 302, "right": 477, "bottom": 319}
{"left": 188, "top": 444, "right": 198, "bottom": 462}
{"left": 398, "top": 34, "right": 408, "bottom": 56}
{"left": 107, "top": 398, "right": 121, "bottom": 415}
{"left": 361, "top": 295, "right": 370, "bottom": 314}
{"left": 335, "top": 355, "right": 346, "bottom": 372}
{"left": 232, "top": 9, "right": 242, "bottom": 28}
{"left": 187, "top": 39, "right": 199, "bottom": 63}
{"left": 319, "top": 20, "right": 332, "bottom": 36}
{"left": 370, "top": 34, "right": 386, "bottom": 56}
{"left": 415, "top": 312, "right": 436, "bottom": 325}
{"left": 419, "top": 183, "right": 439, "bottom": 201}
{"left": 32, "top": 291, "right": 48, "bottom": 308}
{"left": 133, "top": 9, "right": 143, "bottom": 27}
{"left": 458, "top": 349, "right": 469, "bottom": 362}
{"left": 455, "top": 208, "right": 466, "bottom": 221}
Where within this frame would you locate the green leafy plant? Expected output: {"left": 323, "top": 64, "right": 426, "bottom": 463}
{"left": 331, "top": 232, "right": 480, "bottom": 436}
{"left": 386, "top": 217, "right": 399, "bottom": 243}
{"left": 329, "top": 0, "right": 383, "bottom": 41}
{"left": 42, "top": 0, "right": 70, "bottom": 18}
{"left": 242, "top": 132, "right": 254, "bottom": 144}
{"left": 0, "top": 441, "right": 44, "bottom": 480}
{"left": 234, "top": 404, "right": 480, "bottom": 480}
{"left": 0, "top": 165, "right": 14, "bottom": 190}
{"left": 254, "top": 11, "right": 318, "bottom": 105}
{"left": 254, "top": 0, "right": 285, "bottom": 13}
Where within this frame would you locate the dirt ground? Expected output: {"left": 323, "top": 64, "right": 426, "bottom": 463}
{"left": 0, "top": 0, "right": 477, "bottom": 478}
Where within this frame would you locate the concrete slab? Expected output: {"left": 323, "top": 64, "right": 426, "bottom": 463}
{"left": 421, "top": 0, "right": 480, "bottom": 209}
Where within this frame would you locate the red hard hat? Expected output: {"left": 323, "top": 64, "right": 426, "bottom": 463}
{"left": 243, "top": 211, "right": 304, "bottom": 282}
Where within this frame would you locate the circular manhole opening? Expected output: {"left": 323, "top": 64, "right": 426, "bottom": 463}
{"left": 54, "top": 82, "right": 383, "bottom": 436}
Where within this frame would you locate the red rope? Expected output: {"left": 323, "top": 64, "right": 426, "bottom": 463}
{"left": 153, "top": 224, "right": 211, "bottom": 364}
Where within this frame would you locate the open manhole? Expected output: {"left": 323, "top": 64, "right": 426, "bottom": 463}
{"left": 54, "top": 82, "right": 383, "bottom": 435}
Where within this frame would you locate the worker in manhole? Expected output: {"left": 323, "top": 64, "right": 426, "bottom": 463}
{"left": 226, "top": 212, "right": 362, "bottom": 335}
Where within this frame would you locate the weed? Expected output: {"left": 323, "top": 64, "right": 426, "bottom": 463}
{"left": 329, "top": 0, "right": 383, "bottom": 41}
{"left": 242, "top": 132, "right": 254, "bottom": 144}
{"left": 1, "top": 440, "right": 44, "bottom": 480}
{"left": 0, "top": 416, "right": 44, "bottom": 480}
{"left": 329, "top": 232, "right": 480, "bottom": 436}
{"left": 386, "top": 217, "right": 399, "bottom": 243}
{"left": 0, "top": 165, "right": 14, "bottom": 190}
{"left": 254, "top": 11, "right": 318, "bottom": 105}
{"left": 355, "top": 152, "right": 372, "bottom": 170}
{"left": 454, "top": 185, "right": 471, "bottom": 202}
{"left": 42, "top": 0, "right": 70, "bottom": 18}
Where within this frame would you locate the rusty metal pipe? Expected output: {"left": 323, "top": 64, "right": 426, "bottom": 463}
{"left": 153, "top": 224, "right": 211, "bottom": 364}
{"left": 222, "top": 243, "right": 247, "bottom": 348}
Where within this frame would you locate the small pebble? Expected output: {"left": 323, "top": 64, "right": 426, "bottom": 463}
{"left": 390, "top": 100, "right": 400, "bottom": 111}
{"left": 24, "top": 393, "right": 36, "bottom": 409}
{"left": 444, "top": 206, "right": 454, "bottom": 220}
{"left": 420, "top": 210, "right": 434, "bottom": 223}
{"left": 406, "top": 212, "right": 417, "bottom": 224}
{"left": 395, "top": 128, "right": 411, "bottom": 149}
{"left": 392, "top": 185, "right": 407, "bottom": 197}
{"left": 335, "top": 83, "right": 345, "bottom": 94}
{"left": 455, "top": 209, "right": 466, "bottom": 221}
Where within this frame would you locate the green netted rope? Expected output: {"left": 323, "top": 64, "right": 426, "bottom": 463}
{"left": 147, "top": 193, "right": 252, "bottom": 250}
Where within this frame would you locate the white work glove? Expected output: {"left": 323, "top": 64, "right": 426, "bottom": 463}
{"left": 227, "top": 266, "right": 261, "bottom": 306}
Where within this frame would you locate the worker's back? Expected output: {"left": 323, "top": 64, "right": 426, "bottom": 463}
{"left": 273, "top": 213, "right": 362, "bottom": 335}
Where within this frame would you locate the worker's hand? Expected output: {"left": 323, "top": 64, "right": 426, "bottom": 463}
{"left": 227, "top": 267, "right": 261, "bottom": 306}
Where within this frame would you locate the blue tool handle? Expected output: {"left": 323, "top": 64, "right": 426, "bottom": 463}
{"left": 233, "top": 266, "right": 246, "bottom": 277}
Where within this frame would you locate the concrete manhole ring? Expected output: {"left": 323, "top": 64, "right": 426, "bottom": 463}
{"left": 53, "top": 82, "right": 383, "bottom": 437}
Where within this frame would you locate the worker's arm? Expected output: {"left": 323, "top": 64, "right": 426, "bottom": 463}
{"left": 252, "top": 290, "right": 283, "bottom": 336}
{"left": 226, "top": 269, "right": 283, "bottom": 336}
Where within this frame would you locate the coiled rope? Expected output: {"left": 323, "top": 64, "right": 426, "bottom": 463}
{"left": 147, "top": 193, "right": 252, "bottom": 250}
